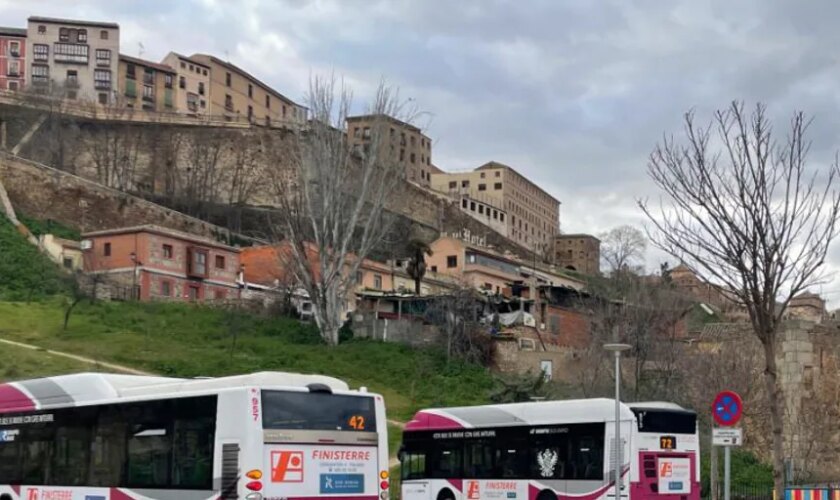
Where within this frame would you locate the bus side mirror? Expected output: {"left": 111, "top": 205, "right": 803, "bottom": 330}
{"left": 397, "top": 445, "right": 406, "bottom": 462}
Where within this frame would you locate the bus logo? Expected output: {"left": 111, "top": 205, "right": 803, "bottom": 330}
{"left": 27, "top": 489, "right": 38, "bottom": 500}
{"left": 467, "top": 481, "right": 480, "bottom": 499}
{"left": 271, "top": 450, "right": 304, "bottom": 482}
{"left": 660, "top": 462, "right": 672, "bottom": 477}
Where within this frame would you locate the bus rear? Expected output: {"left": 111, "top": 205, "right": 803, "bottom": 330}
{"left": 243, "top": 387, "right": 390, "bottom": 500}
{"left": 629, "top": 404, "right": 700, "bottom": 500}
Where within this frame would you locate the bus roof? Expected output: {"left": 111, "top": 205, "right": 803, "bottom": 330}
{"left": 405, "top": 398, "right": 638, "bottom": 431}
{"left": 627, "top": 401, "right": 690, "bottom": 412}
{"left": 0, "top": 371, "right": 351, "bottom": 413}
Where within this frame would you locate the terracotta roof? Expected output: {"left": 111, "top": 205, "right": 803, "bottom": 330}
{"left": 29, "top": 16, "right": 118, "bottom": 29}
{"left": 81, "top": 225, "right": 238, "bottom": 252}
{"left": 119, "top": 54, "right": 175, "bottom": 74}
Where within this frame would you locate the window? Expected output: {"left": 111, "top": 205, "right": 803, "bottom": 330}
{"left": 163, "top": 244, "right": 173, "bottom": 259}
{"left": 143, "top": 68, "right": 155, "bottom": 85}
{"left": 215, "top": 255, "right": 225, "bottom": 269}
{"left": 410, "top": 136, "right": 415, "bottom": 146}
{"left": 103, "top": 242, "right": 111, "bottom": 256}
{"left": 248, "top": 105, "right": 254, "bottom": 121}
{"left": 495, "top": 183, "right": 503, "bottom": 190}
{"left": 410, "top": 153, "right": 416, "bottom": 164}
{"left": 492, "top": 210, "right": 498, "bottom": 220}
{"left": 189, "top": 64, "right": 194, "bottom": 71}
{"left": 500, "top": 213, "right": 505, "bottom": 222}
{"left": 187, "top": 248, "right": 208, "bottom": 278}
{"left": 225, "top": 94, "right": 233, "bottom": 111}
{"left": 540, "top": 360, "right": 553, "bottom": 380}
{"left": 33, "top": 44, "right": 49, "bottom": 61}
{"left": 399, "top": 149, "right": 405, "bottom": 161}
{"left": 265, "top": 95, "right": 270, "bottom": 108}
{"left": 164, "top": 74, "right": 173, "bottom": 89}
{"left": 59, "top": 28, "right": 69, "bottom": 42}
{"left": 98, "top": 92, "right": 107, "bottom": 104}
{"left": 32, "top": 64, "right": 50, "bottom": 83}
{"left": 261, "top": 390, "right": 377, "bottom": 432}
{"left": 478, "top": 183, "right": 486, "bottom": 191}
{"left": 96, "top": 48, "right": 111, "bottom": 66}
{"left": 94, "top": 70, "right": 111, "bottom": 89}
{"left": 248, "top": 84, "right": 253, "bottom": 98}
{"left": 8, "top": 41, "right": 20, "bottom": 57}
{"left": 470, "top": 201, "right": 476, "bottom": 211}
{"left": 8, "top": 81, "right": 18, "bottom": 91}
{"left": 200, "top": 99, "right": 206, "bottom": 108}
{"left": 282, "top": 105, "right": 286, "bottom": 117}
{"left": 430, "top": 265, "right": 437, "bottom": 273}
{"left": 188, "top": 285, "right": 199, "bottom": 301}
{"left": 355, "top": 271, "right": 363, "bottom": 284}
{"left": 461, "top": 180, "right": 469, "bottom": 188}
{"left": 38, "top": 25, "right": 46, "bottom": 34}
{"left": 373, "top": 274, "right": 382, "bottom": 290}
{"left": 62, "top": 257, "right": 73, "bottom": 269}
{"left": 7, "top": 60, "right": 19, "bottom": 77}
{"left": 54, "top": 43, "right": 89, "bottom": 63}
{"left": 180, "top": 61, "right": 186, "bottom": 69}
{"left": 126, "top": 63, "right": 136, "bottom": 79}
{"left": 363, "top": 127, "right": 371, "bottom": 139}
{"left": 480, "top": 172, "right": 486, "bottom": 179}
{"left": 203, "top": 69, "right": 207, "bottom": 76}
{"left": 100, "top": 30, "right": 109, "bottom": 39}
{"left": 478, "top": 205, "right": 484, "bottom": 215}
{"left": 65, "top": 69, "right": 78, "bottom": 86}
{"left": 78, "top": 29, "right": 87, "bottom": 42}
{"left": 450, "top": 181, "right": 457, "bottom": 189}
{"left": 225, "top": 72, "right": 231, "bottom": 86}
{"left": 161, "top": 281, "right": 171, "bottom": 297}
{"left": 198, "top": 82, "right": 204, "bottom": 95}
{"left": 447, "top": 256, "right": 457, "bottom": 268}
{"left": 179, "top": 76, "right": 186, "bottom": 89}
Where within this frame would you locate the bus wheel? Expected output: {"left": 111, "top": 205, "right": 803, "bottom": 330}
{"left": 1, "top": 494, "right": 12, "bottom": 500}
{"left": 437, "top": 489, "right": 456, "bottom": 500}
{"left": 537, "top": 490, "right": 558, "bottom": 500}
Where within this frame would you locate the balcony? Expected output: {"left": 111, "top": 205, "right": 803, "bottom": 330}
{"left": 10, "top": 50, "right": 19, "bottom": 58}
{"left": 96, "top": 58, "right": 110, "bottom": 67}
{"left": 54, "top": 43, "right": 89, "bottom": 64}
{"left": 94, "top": 80, "right": 111, "bottom": 90}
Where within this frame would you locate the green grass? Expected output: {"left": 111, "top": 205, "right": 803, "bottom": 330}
{"left": 0, "top": 217, "right": 69, "bottom": 300}
{"left": 0, "top": 343, "right": 100, "bottom": 381}
{"left": 17, "top": 213, "right": 81, "bottom": 241}
{"left": 0, "top": 299, "right": 495, "bottom": 421}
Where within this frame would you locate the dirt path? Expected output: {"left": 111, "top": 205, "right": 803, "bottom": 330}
{"left": 0, "top": 338, "right": 154, "bottom": 376}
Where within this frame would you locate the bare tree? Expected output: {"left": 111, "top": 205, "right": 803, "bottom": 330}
{"left": 84, "top": 103, "right": 146, "bottom": 191}
{"left": 180, "top": 127, "right": 229, "bottom": 218}
{"left": 424, "top": 285, "right": 494, "bottom": 364}
{"left": 225, "top": 131, "right": 267, "bottom": 232}
{"left": 600, "top": 225, "right": 647, "bottom": 274}
{"left": 269, "top": 77, "right": 411, "bottom": 345}
{"left": 639, "top": 102, "right": 840, "bottom": 496}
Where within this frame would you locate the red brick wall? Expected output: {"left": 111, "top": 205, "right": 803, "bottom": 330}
{"left": 542, "top": 305, "right": 590, "bottom": 348}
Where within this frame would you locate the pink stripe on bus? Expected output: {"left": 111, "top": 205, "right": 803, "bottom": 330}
{"left": 0, "top": 383, "right": 36, "bottom": 413}
{"left": 404, "top": 411, "right": 465, "bottom": 430}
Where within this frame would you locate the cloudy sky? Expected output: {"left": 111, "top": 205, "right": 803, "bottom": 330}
{"left": 5, "top": 0, "right": 840, "bottom": 301}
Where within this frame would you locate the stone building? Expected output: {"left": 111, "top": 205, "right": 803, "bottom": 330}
{"left": 430, "top": 161, "right": 560, "bottom": 252}
{"left": 26, "top": 16, "right": 120, "bottom": 103}
{"left": 346, "top": 114, "right": 438, "bottom": 187}
{"left": 160, "top": 52, "right": 210, "bottom": 116}
{"left": 554, "top": 233, "right": 600, "bottom": 274}
{"left": 118, "top": 54, "right": 175, "bottom": 112}
{"left": 82, "top": 224, "right": 242, "bottom": 301}
{"left": 787, "top": 292, "right": 826, "bottom": 324}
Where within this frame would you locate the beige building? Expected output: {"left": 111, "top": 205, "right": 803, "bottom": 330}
{"left": 118, "top": 55, "right": 175, "bottom": 112}
{"left": 188, "top": 53, "right": 306, "bottom": 126}
{"left": 431, "top": 161, "right": 560, "bottom": 251}
{"left": 554, "top": 234, "right": 600, "bottom": 274}
{"left": 161, "top": 52, "right": 210, "bottom": 116}
{"left": 26, "top": 16, "right": 120, "bottom": 103}
{"left": 346, "top": 114, "right": 438, "bottom": 186}
{"left": 457, "top": 194, "right": 508, "bottom": 237}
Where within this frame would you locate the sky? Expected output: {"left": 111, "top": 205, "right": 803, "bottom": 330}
{"left": 4, "top": 0, "right": 840, "bottom": 304}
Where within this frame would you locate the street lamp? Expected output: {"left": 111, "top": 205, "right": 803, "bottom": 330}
{"left": 604, "top": 343, "right": 631, "bottom": 497}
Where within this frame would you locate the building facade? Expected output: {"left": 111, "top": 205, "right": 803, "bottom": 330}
{"left": 430, "top": 161, "right": 560, "bottom": 251}
{"left": 346, "top": 114, "right": 437, "bottom": 186}
{"left": 0, "top": 27, "right": 26, "bottom": 91}
{"left": 554, "top": 233, "right": 600, "bottom": 274}
{"left": 427, "top": 236, "right": 521, "bottom": 294}
{"left": 82, "top": 225, "right": 241, "bottom": 302}
{"left": 456, "top": 194, "right": 508, "bottom": 237}
{"left": 188, "top": 53, "right": 306, "bottom": 126}
{"left": 160, "top": 52, "right": 210, "bottom": 116}
{"left": 118, "top": 54, "right": 175, "bottom": 112}
{"left": 26, "top": 16, "right": 119, "bottom": 103}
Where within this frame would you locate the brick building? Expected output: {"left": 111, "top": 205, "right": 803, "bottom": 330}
{"left": 427, "top": 236, "right": 521, "bottom": 294}
{"left": 0, "top": 27, "right": 26, "bottom": 91}
{"left": 430, "top": 161, "right": 560, "bottom": 251}
{"left": 554, "top": 233, "right": 600, "bottom": 274}
{"left": 26, "top": 16, "right": 120, "bottom": 103}
{"left": 346, "top": 114, "right": 438, "bottom": 186}
{"left": 82, "top": 225, "right": 241, "bottom": 302}
{"left": 118, "top": 54, "right": 175, "bottom": 112}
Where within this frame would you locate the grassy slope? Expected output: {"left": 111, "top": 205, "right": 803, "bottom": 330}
{"left": 0, "top": 342, "right": 100, "bottom": 381}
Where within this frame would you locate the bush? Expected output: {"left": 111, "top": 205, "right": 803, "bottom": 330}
{"left": 0, "top": 217, "right": 68, "bottom": 300}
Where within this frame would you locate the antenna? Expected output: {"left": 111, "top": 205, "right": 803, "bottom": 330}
{"left": 138, "top": 42, "right": 144, "bottom": 58}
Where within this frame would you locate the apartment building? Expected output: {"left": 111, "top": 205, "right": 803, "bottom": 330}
{"left": 430, "top": 161, "right": 560, "bottom": 251}
{"left": 161, "top": 52, "right": 210, "bottom": 115}
{"left": 189, "top": 53, "right": 306, "bottom": 126}
{"left": 457, "top": 194, "right": 508, "bottom": 237}
{"left": 427, "top": 236, "right": 521, "bottom": 294}
{"left": 26, "top": 16, "right": 119, "bottom": 103}
{"left": 118, "top": 54, "right": 175, "bottom": 112}
{"left": 554, "top": 233, "right": 600, "bottom": 274}
{"left": 0, "top": 27, "right": 26, "bottom": 91}
{"left": 82, "top": 225, "right": 241, "bottom": 302}
{"left": 346, "top": 114, "right": 437, "bottom": 186}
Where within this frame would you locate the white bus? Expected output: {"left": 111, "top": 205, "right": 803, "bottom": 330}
{"left": 0, "top": 371, "right": 390, "bottom": 500}
{"left": 399, "top": 398, "right": 699, "bottom": 500}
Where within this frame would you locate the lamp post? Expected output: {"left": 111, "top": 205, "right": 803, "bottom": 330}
{"left": 130, "top": 251, "right": 138, "bottom": 300}
{"left": 604, "top": 342, "right": 631, "bottom": 497}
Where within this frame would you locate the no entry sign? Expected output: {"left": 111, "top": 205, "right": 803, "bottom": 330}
{"left": 712, "top": 390, "right": 743, "bottom": 427}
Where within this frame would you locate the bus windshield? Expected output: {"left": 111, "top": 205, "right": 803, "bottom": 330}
{"left": 261, "top": 390, "right": 377, "bottom": 432}
{"left": 631, "top": 408, "right": 697, "bottom": 434}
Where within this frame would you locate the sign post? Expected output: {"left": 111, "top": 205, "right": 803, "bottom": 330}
{"left": 713, "top": 391, "right": 743, "bottom": 500}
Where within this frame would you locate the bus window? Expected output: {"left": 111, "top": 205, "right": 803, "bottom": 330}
{"left": 495, "top": 439, "right": 528, "bottom": 479}
{"left": 464, "top": 439, "right": 494, "bottom": 479}
{"left": 262, "top": 390, "right": 377, "bottom": 432}
{"left": 429, "top": 440, "right": 462, "bottom": 479}
{"left": 632, "top": 409, "right": 696, "bottom": 434}
{"left": 400, "top": 446, "right": 428, "bottom": 481}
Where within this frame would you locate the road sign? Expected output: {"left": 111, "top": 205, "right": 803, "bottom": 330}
{"left": 713, "top": 428, "right": 743, "bottom": 446}
{"left": 712, "top": 391, "right": 743, "bottom": 427}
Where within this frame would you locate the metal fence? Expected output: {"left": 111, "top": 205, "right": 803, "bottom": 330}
{"left": 702, "top": 483, "right": 774, "bottom": 500}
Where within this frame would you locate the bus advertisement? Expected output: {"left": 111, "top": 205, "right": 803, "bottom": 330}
{"left": 0, "top": 371, "right": 390, "bottom": 500}
{"left": 399, "top": 398, "right": 699, "bottom": 500}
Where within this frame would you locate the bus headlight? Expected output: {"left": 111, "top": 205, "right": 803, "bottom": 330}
{"left": 245, "top": 494, "right": 263, "bottom": 500}
{"left": 380, "top": 470, "right": 389, "bottom": 480}
{"left": 380, "top": 492, "right": 389, "bottom": 500}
